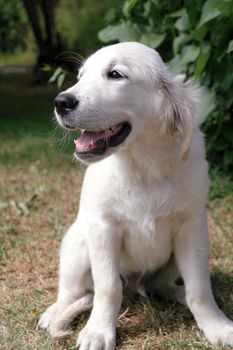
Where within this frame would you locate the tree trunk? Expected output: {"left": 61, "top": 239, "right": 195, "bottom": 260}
{"left": 22, "top": 0, "right": 43, "bottom": 50}
{"left": 22, "top": 0, "right": 62, "bottom": 83}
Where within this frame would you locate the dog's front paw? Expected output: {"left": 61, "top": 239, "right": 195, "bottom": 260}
{"left": 76, "top": 323, "right": 115, "bottom": 350}
{"left": 204, "top": 321, "right": 233, "bottom": 346}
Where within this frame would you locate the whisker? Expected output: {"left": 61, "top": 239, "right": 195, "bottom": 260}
{"left": 56, "top": 51, "right": 85, "bottom": 62}
{"left": 55, "top": 51, "right": 85, "bottom": 71}
{"left": 55, "top": 59, "right": 80, "bottom": 73}
{"left": 49, "top": 116, "right": 73, "bottom": 150}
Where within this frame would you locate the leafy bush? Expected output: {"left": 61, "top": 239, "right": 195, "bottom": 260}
{"left": 0, "top": 0, "right": 28, "bottom": 53}
{"left": 99, "top": 0, "right": 233, "bottom": 174}
{"left": 56, "top": 0, "right": 123, "bottom": 56}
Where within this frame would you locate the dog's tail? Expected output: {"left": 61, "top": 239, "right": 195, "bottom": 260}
{"left": 49, "top": 293, "right": 93, "bottom": 338}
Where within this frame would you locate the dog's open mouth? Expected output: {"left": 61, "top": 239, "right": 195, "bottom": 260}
{"left": 74, "top": 122, "right": 131, "bottom": 158}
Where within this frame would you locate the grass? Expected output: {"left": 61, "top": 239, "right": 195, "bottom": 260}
{"left": 0, "top": 48, "right": 36, "bottom": 66}
{"left": 0, "top": 73, "right": 232, "bottom": 350}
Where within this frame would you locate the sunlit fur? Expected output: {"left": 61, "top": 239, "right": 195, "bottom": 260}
{"left": 39, "top": 42, "right": 233, "bottom": 349}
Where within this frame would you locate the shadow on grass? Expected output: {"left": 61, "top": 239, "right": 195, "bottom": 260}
{"left": 115, "top": 271, "right": 233, "bottom": 347}
{"left": 211, "top": 271, "right": 233, "bottom": 314}
{"left": 52, "top": 272, "right": 233, "bottom": 348}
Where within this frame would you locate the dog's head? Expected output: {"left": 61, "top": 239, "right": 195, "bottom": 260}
{"left": 54, "top": 42, "right": 198, "bottom": 164}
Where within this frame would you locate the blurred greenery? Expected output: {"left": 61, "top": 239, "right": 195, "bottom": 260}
{"left": 56, "top": 0, "right": 123, "bottom": 56}
{"left": 0, "top": 0, "right": 123, "bottom": 80}
{"left": 0, "top": 73, "right": 74, "bottom": 167}
{"left": 0, "top": 0, "right": 232, "bottom": 187}
{"left": 98, "top": 0, "right": 233, "bottom": 176}
{"left": 0, "top": 0, "right": 28, "bottom": 53}
{"left": 0, "top": 0, "right": 122, "bottom": 62}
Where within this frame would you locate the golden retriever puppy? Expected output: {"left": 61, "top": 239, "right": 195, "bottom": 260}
{"left": 38, "top": 42, "right": 233, "bottom": 349}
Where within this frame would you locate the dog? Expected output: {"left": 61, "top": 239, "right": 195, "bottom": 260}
{"left": 38, "top": 42, "right": 233, "bottom": 349}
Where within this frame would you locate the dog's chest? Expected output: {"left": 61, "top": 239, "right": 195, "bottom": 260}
{"left": 120, "top": 216, "right": 173, "bottom": 275}
{"left": 114, "top": 179, "right": 176, "bottom": 274}
{"left": 114, "top": 173, "right": 179, "bottom": 225}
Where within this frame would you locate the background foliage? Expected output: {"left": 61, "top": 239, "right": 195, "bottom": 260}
{"left": 99, "top": 0, "right": 233, "bottom": 174}
{"left": 56, "top": 0, "right": 122, "bottom": 56}
{"left": 0, "top": 0, "right": 121, "bottom": 62}
{"left": 0, "top": 0, "right": 28, "bottom": 53}
{"left": 0, "top": 0, "right": 232, "bottom": 179}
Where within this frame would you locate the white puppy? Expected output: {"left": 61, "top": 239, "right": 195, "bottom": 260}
{"left": 38, "top": 42, "right": 233, "bottom": 349}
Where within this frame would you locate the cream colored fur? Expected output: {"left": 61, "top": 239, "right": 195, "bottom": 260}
{"left": 38, "top": 42, "right": 233, "bottom": 349}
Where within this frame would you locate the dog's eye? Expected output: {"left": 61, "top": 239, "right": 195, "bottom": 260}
{"left": 107, "top": 70, "right": 124, "bottom": 79}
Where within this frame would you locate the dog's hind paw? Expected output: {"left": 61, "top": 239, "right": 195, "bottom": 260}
{"left": 37, "top": 303, "right": 58, "bottom": 331}
{"left": 204, "top": 321, "right": 233, "bottom": 346}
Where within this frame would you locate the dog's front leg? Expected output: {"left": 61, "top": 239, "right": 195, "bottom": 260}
{"left": 174, "top": 211, "right": 233, "bottom": 346}
{"left": 76, "top": 219, "right": 122, "bottom": 350}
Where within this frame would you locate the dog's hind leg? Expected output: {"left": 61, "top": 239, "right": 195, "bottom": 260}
{"left": 143, "top": 254, "right": 186, "bottom": 305}
{"left": 174, "top": 214, "right": 233, "bottom": 346}
{"left": 38, "top": 219, "right": 93, "bottom": 337}
{"left": 49, "top": 293, "right": 93, "bottom": 337}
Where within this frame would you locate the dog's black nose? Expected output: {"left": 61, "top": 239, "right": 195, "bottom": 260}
{"left": 54, "top": 93, "right": 78, "bottom": 115}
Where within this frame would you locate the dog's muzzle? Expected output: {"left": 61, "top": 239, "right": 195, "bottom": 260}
{"left": 54, "top": 93, "right": 132, "bottom": 163}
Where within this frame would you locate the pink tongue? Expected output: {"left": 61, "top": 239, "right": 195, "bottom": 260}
{"left": 74, "top": 123, "right": 123, "bottom": 152}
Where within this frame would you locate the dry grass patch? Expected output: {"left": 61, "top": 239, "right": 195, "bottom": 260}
{"left": 1, "top": 161, "right": 233, "bottom": 350}
{"left": 0, "top": 73, "right": 232, "bottom": 349}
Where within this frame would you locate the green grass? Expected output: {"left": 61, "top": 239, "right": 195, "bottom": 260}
{"left": 0, "top": 47, "right": 36, "bottom": 66}
{"left": 209, "top": 168, "right": 233, "bottom": 199}
{"left": 0, "top": 74, "right": 76, "bottom": 166}
{"left": 0, "top": 73, "right": 232, "bottom": 350}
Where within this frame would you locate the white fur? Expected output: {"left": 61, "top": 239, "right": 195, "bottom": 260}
{"left": 38, "top": 42, "right": 233, "bottom": 349}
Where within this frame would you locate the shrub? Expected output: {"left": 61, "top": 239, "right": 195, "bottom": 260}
{"left": 0, "top": 0, "right": 28, "bottom": 53}
{"left": 99, "top": 0, "right": 233, "bottom": 174}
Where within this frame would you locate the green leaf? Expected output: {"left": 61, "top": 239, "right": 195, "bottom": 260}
{"left": 180, "top": 45, "right": 200, "bottom": 66}
{"left": 173, "top": 34, "right": 190, "bottom": 55}
{"left": 57, "top": 72, "right": 66, "bottom": 90}
{"left": 123, "top": 0, "right": 138, "bottom": 17}
{"left": 143, "top": 1, "right": 151, "bottom": 17}
{"left": 41, "top": 64, "right": 52, "bottom": 72}
{"left": 48, "top": 67, "right": 63, "bottom": 83}
{"left": 193, "top": 25, "right": 208, "bottom": 41}
{"left": 224, "top": 149, "right": 233, "bottom": 165}
{"left": 198, "top": 0, "right": 221, "bottom": 28}
{"left": 140, "top": 32, "right": 165, "bottom": 49}
{"left": 194, "top": 45, "right": 211, "bottom": 78}
{"left": 227, "top": 39, "right": 233, "bottom": 53}
{"left": 167, "top": 55, "right": 184, "bottom": 75}
{"left": 98, "top": 23, "right": 140, "bottom": 43}
{"left": 197, "top": 86, "right": 216, "bottom": 124}
{"left": 169, "top": 8, "right": 186, "bottom": 18}
{"left": 174, "top": 14, "right": 189, "bottom": 31}
{"left": 216, "top": 0, "right": 233, "bottom": 17}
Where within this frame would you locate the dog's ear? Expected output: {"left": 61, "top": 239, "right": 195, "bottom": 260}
{"left": 158, "top": 74, "right": 198, "bottom": 161}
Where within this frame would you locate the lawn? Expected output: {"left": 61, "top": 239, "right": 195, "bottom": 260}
{"left": 0, "top": 74, "right": 232, "bottom": 350}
